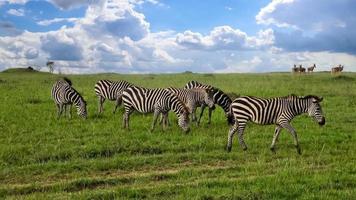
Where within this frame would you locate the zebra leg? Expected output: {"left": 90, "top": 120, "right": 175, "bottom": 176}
{"left": 237, "top": 121, "right": 248, "bottom": 151}
{"left": 226, "top": 121, "right": 238, "bottom": 152}
{"left": 191, "top": 106, "right": 199, "bottom": 126}
{"left": 113, "top": 96, "right": 122, "bottom": 114}
{"left": 123, "top": 108, "right": 133, "bottom": 130}
{"left": 150, "top": 110, "right": 160, "bottom": 132}
{"left": 281, "top": 122, "right": 301, "bottom": 154}
{"left": 98, "top": 96, "right": 105, "bottom": 114}
{"left": 162, "top": 112, "right": 168, "bottom": 131}
{"left": 270, "top": 125, "right": 282, "bottom": 153}
{"left": 197, "top": 104, "right": 206, "bottom": 125}
{"left": 57, "top": 104, "right": 64, "bottom": 119}
{"left": 208, "top": 107, "right": 213, "bottom": 124}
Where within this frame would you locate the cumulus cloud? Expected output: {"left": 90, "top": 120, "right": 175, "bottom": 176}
{"left": 0, "top": 21, "right": 23, "bottom": 36}
{"left": 257, "top": 0, "right": 356, "bottom": 55}
{"left": 176, "top": 26, "right": 274, "bottom": 51}
{"left": 40, "top": 29, "right": 83, "bottom": 61}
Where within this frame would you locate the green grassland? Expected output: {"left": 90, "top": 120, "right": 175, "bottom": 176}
{"left": 0, "top": 70, "right": 355, "bottom": 199}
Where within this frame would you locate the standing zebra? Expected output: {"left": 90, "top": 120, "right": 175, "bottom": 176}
{"left": 165, "top": 87, "right": 215, "bottom": 125}
{"left": 51, "top": 78, "right": 87, "bottom": 119}
{"left": 184, "top": 81, "right": 232, "bottom": 124}
{"left": 226, "top": 95, "right": 325, "bottom": 154}
{"left": 307, "top": 64, "right": 316, "bottom": 73}
{"left": 94, "top": 80, "right": 134, "bottom": 114}
{"left": 122, "top": 86, "right": 190, "bottom": 132}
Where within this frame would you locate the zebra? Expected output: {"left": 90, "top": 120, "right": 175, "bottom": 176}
{"left": 94, "top": 80, "right": 134, "bottom": 114}
{"left": 51, "top": 78, "right": 87, "bottom": 119}
{"left": 298, "top": 65, "right": 306, "bottom": 73}
{"left": 122, "top": 86, "right": 190, "bottom": 132}
{"left": 184, "top": 81, "right": 232, "bottom": 124}
{"left": 226, "top": 94, "right": 325, "bottom": 154}
{"left": 331, "top": 65, "right": 344, "bottom": 74}
{"left": 307, "top": 64, "right": 316, "bottom": 73}
{"left": 165, "top": 87, "right": 216, "bottom": 125}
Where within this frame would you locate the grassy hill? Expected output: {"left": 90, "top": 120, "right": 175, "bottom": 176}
{"left": 0, "top": 71, "right": 355, "bottom": 199}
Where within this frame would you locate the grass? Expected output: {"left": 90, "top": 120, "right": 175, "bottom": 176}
{"left": 0, "top": 71, "right": 355, "bottom": 199}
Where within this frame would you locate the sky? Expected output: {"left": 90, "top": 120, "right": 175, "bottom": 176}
{"left": 0, "top": 0, "right": 355, "bottom": 74}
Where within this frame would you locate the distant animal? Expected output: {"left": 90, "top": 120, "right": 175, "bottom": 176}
{"left": 94, "top": 80, "right": 134, "bottom": 114}
{"left": 331, "top": 65, "right": 344, "bottom": 74}
{"left": 165, "top": 87, "right": 216, "bottom": 125}
{"left": 307, "top": 64, "right": 316, "bottom": 73}
{"left": 226, "top": 95, "right": 325, "bottom": 154}
{"left": 122, "top": 86, "right": 190, "bottom": 132}
{"left": 184, "top": 81, "right": 232, "bottom": 124}
{"left": 51, "top": 78, "right": 87, "bottom": 119}
{"left": 299, "top": 65, "right": 306, "bottom": 73}
{"left": 292, "top": 64, "right": 299, "bottom": 73}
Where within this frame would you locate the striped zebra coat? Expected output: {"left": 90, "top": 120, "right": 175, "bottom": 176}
{"left": 165, "top": 87, "right": 215, "bottom": 125}
{"left": 122, "top": 86, "right": 190, "bottom": 132}
{"left": 227, "top": 95, "right": 325, "bottom": 154}
{"left": 184, "top": 81, "right": 232, "bottom": 124}
{"left": 51, "top": 78, "right": 87, "bottom": 119}
{"left": 94, "top": 80, "right": 134, "bottom": 114}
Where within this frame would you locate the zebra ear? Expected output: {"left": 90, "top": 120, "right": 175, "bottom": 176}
{"left": 318, "top": 96, "right": 323, "bottom": 102}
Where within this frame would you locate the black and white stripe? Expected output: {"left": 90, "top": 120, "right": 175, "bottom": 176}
{"left": 122, "top": 86, "right": 190, "bottom": 132}
{"left": 94, "top": 80, "right": 134, "bottom": 114}
{"left": 226, "top": 95, "right": 325, "bottom": 154}
{"left": 165, "top": 87, "right": 215, "bottom": 125}
{"left": 184, "top": 80, "right": 232, "bottom": 124}
{"left": 51, "top": 78, "right": 87, "bottom": 119}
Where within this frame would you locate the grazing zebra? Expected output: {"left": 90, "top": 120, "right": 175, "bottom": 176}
{"left": 94, "top": 80, "right": 134, "bottom": 114}
{"left": 51, "top": 78, "right": 87, "bottom": 119}
{"left": 292, "top": 64, "right": 299, "bottom": 73}
{"left": 307, "top": 64, "right": 316, "bottom": 73}
{"left": 331, "top": 65, "right": 344, "bottom": 74}
{"left": 184, "top": 81, "right": 232, "bottom": 124}
{"left": 299, "top": 65, "right": 306, "bottom": 73}
{"left": 165, "top": 87, "right": 215, "bottom": 125}
{"left": 226, "top": 95, "right": 325, "bottom": 154}
{"left": 122, "top": 86, "right": 190, "bottom": 132}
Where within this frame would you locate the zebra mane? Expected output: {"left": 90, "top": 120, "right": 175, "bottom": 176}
{"left": 62, "top": 77, "right": 72, "bottom": 86}
{"left": 286, "top": 94, "right": 322, "bottom": 102}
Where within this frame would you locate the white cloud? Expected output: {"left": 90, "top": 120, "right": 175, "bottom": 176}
{"left": 7, "top": 8, "right": 25, "bottom": 16}
{"left": 176, "top": 26, "right": 274, "bottom": 51}
{"left": 37, "top": 17, "right": 78, "bottom": 26}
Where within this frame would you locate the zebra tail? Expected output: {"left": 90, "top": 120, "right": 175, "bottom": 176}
{"left": 226, "top": 104, "right": 235, "bottom": 125}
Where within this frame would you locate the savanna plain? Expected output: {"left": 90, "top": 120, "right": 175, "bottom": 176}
{"left": 0, "top": 70, "right": 355, "bottom": 199}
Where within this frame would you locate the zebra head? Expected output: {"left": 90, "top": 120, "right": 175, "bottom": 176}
{"left": 77, "top": 98, "right": 87, "bottom": 119}
{"left": 305, "top": 96, "right": 325, "bottom": 126}
{"left": 204, "top": 88, "right": 216, "bottom": 109}
{"left": 178, "top": 107, "right": 190, "bottom": 133}
{"left": 169, "top": 94, "right": 190, "bottom": 133}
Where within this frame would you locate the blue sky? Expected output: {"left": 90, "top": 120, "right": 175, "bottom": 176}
{"left": 0, "top": 0, "right": 355, "bottom": 73}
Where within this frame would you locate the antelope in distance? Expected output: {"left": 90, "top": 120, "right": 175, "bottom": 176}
{"left": 331, "top": 65, "right": 344, "bottom": 74}
{"left": 307, "top": 64, "right": 316, "bottom": 73}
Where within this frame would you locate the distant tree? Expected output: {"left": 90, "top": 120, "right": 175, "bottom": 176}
{"left": 46, "top": 61, "right": 55, "bottom": 73}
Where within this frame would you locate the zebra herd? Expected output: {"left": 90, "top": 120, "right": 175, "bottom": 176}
{"left": 292, "top": 64, "right": 345, "bottom": 74}
{"left": 51, "top": 78, "right": 325, "bottom": 154}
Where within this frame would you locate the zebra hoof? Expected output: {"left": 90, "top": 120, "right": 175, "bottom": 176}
{"left": 297, "top": 147, "right": 302, "bottom": 155}
{"left": 270, "top": 147, "right": 276, "bottom": 154}
{"left": 226, "top": 146, "right": 232, "bottom": 152}
{"left": 242, "top": 147, "right": 248, "bottom": 151}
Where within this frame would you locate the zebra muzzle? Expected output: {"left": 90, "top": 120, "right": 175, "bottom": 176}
{"left": 318, "top": 117, "right": 325, "bottom": 126}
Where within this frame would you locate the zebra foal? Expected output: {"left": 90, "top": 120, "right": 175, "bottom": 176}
{"left": 184, "top": 81, "right": 232, "bottom": 124}
{"left": 226, "top": 95, "right": 325, "bottom": 154}
{"left": 165, "top": 87, "right": 215, "bottom": 125}
{"left": 51, "top": 78, "right": 87, "bottom": 119}
{"left": 122, "top": 86, "right": 190, "bottom": 132}
{"left": 94, "top": 80, "right": 134, "bottom": 114}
